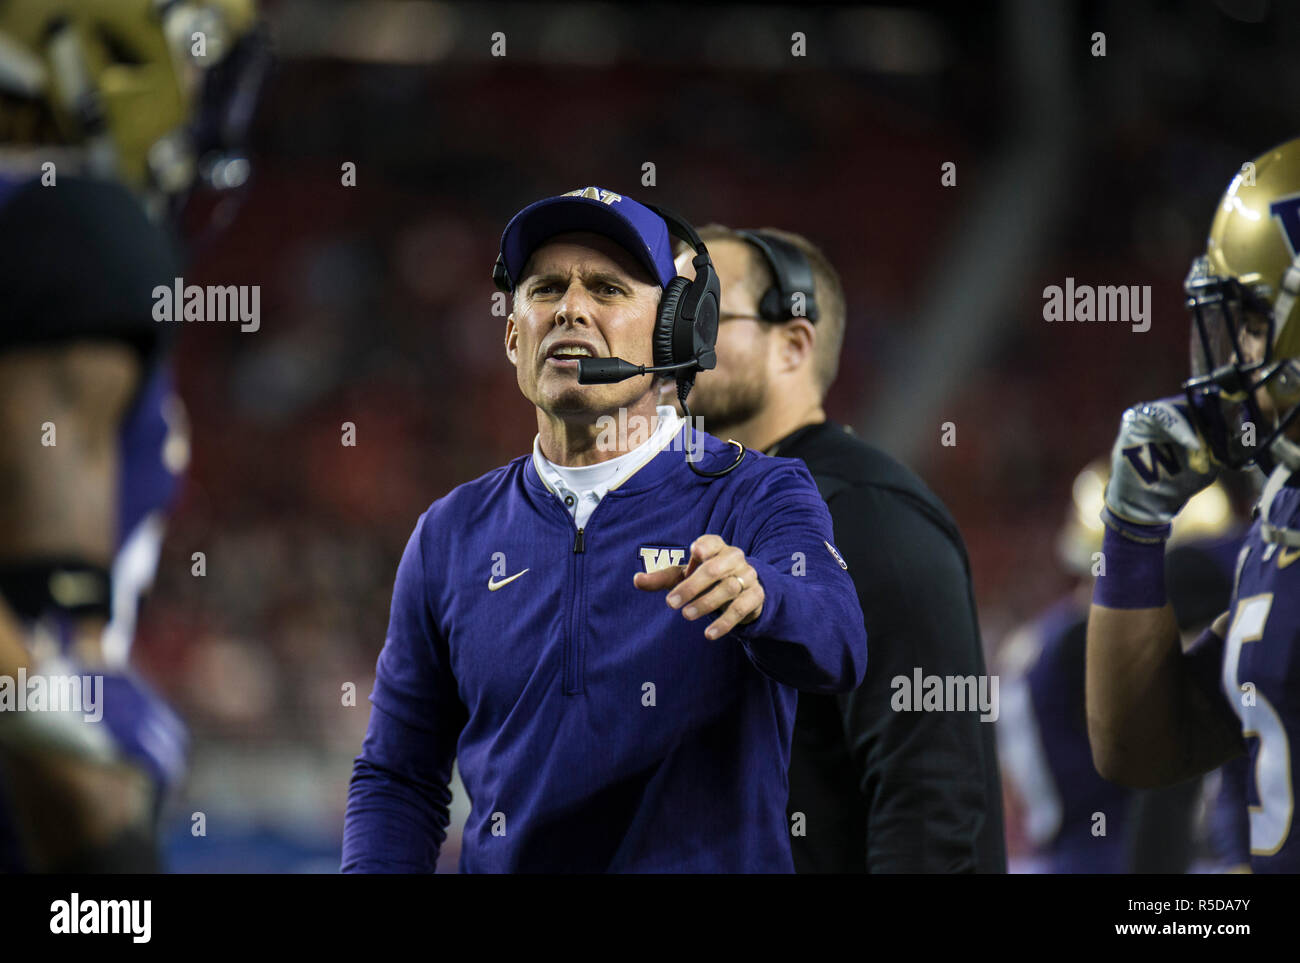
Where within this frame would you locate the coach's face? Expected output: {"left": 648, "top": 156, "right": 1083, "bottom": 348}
{"left": 506, "top": 232, "right": 663, "bottom": 418}
{"left": 674, "top": 238, "right": 774, "bottom": 430}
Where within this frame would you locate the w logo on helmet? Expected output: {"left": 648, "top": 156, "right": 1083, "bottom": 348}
{"left": 1269, "top": 193, "right": 1300, "bottom": 257}
{"left": 1122, "top": 443, "right": 1182, "bottom": 484}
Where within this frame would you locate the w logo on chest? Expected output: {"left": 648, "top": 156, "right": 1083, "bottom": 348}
{"left": 640, "top": 546, "right": 686, "bottom": 572}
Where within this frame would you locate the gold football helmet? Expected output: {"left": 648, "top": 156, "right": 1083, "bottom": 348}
{"left": 1184, "top": 137, "right": 1300, "bottom": 470}
{"left": 0, "top": 0, "right": 265, "bottom": 211}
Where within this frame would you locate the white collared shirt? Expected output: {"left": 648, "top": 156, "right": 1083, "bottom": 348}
{"left": 533, "top": 405, "right": 681, "bottom": 529}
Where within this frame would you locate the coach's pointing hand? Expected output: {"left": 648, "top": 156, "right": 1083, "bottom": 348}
{"left": 633, "top": 535, "right": 764, "bottom": 639}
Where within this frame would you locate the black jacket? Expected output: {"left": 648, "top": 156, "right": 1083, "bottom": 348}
{"left": 771, "top": 420, "right": 1006, "bottom": 873}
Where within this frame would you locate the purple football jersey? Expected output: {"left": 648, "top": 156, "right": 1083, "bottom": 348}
{"left": 1219, "top": 482, "right": 1300, "bottom": 872}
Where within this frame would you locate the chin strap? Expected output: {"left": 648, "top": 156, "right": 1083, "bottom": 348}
{"left": 1258, "top": 433, "right": 1300, "bottom": 546}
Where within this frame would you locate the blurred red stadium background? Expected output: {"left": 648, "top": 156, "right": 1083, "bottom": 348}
{"left": 130, "top": 0, "right": 1300, "bottom": 870}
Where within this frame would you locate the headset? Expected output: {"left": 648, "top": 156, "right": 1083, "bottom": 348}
{"left": 496, "top": 201, "right": 744, "bottom": 477}
{"left": 736, "top": 229, "right": 820, "bottom": 324}
{"left": 569, "top": 205, "right": 718, "bottom": 385}
{"left": 491, "top": 203, "right": 720, "bottom": 386}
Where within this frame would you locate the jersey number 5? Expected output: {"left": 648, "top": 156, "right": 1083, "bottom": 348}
{"left": 1223, "top": 593, "right": 1294, "bottom": 857}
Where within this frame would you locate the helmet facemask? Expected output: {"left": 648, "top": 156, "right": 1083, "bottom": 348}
{"left": 1181, "top": 255, "right": 1297, "bottom": 472}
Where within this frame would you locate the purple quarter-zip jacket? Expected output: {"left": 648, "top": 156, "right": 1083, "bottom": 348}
{"left": 342, "top": 423, "right": 867, "bottom": 872}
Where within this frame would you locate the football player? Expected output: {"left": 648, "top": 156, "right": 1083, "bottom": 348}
{"left": 0, "top": 0, "right": 265, "bottom": 871}
{"left": 1000, "top": 459, "right": 1240, "bottom": 872}
{"left": 1087, "top": 137, "right": 1300, "bottom": 873}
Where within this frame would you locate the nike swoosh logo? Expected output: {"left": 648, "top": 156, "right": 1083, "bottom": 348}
{"left": 487, "top": 569, "right": 530, "bottom": 591}
{"left": 1279, "top": 548, "right": 1300, "bottom": 570}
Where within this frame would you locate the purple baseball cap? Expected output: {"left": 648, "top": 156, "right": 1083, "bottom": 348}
{"left": 495, "top": 186, "right": 677, "bottom": 292}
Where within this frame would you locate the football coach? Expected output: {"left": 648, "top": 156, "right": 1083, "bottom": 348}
{"left": 674, "top": 225, "right": 1005, "bottom": 873}
{"left": 342, "top": 188, "right": 867, "bottom": 873}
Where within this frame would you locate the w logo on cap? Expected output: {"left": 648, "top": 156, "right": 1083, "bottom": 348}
{"left": 563, "top": 187, "right": 624, "bottom": 206}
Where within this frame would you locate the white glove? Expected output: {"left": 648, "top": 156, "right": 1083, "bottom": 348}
{"left": 1103, "top": 397, "right": 1219, "bottom": 529}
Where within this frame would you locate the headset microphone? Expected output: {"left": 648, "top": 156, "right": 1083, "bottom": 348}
{"left": 577, "top": 354, "right": 714, "bottom": 385}
{"left": 577, "top": 348, "right": 739, "bottom": 478}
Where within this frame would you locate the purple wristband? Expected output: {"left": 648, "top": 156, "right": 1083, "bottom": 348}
{"left": 1092, "top": 525, "right": 1167, "bottom": 609}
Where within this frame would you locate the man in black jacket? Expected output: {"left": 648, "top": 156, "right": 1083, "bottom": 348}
{"left": 673, "top": 226, "right": 1005, "bottom": 873}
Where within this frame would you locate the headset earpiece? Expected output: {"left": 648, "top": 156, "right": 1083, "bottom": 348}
{"left": 681, "top": 253, "right": 719, "bottom": 371}
{"left": 737, "top": 230, "right": 819, "bottom": 324}
{"left": 642, "top": 203, "right": 746, "bottom": 478}
{"left": 654, "top": 277, "right": 690, "bottom": 369}
{"left": 644, "top": 204, "right": 721, "bottom": 377}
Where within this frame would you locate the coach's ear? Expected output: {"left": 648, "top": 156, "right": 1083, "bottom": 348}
{"left": 775, "top": 318, "right": 815, "bottom": 374}
{"left": 504, "top": 314, "right": 518, "bottom": 365}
